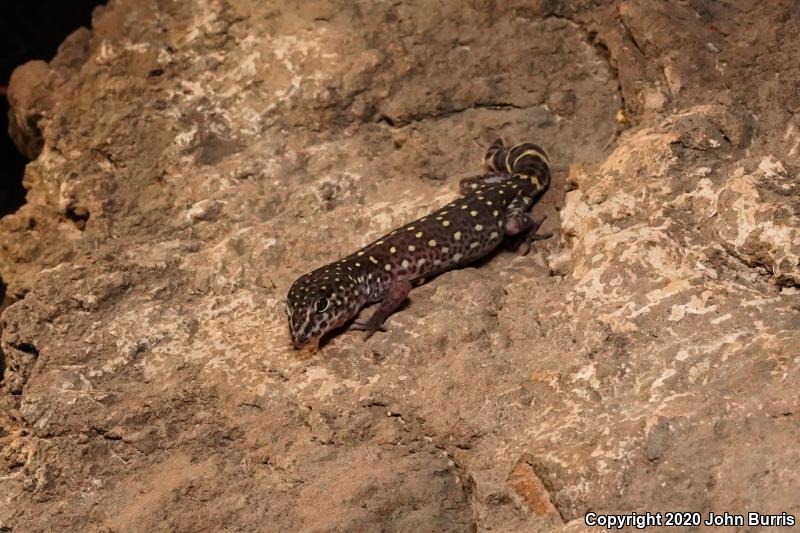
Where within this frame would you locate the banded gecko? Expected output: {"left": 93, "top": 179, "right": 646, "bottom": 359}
{"left": 287, "top": 139, "right": 551, "bottom": 349}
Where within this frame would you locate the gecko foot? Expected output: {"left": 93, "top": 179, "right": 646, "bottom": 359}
{"left": 517, "top": 216, "right": 553, "bottom": 256}
{"left": 348, "top": 318, "right": 388, "bottom": 339}
{"left": 347, "top": 280, "right": 412, "bottom": 341}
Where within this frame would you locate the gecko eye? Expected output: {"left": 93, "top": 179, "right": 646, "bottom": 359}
{"left": 313, "top": 297, "right": 329, "bottom": 313}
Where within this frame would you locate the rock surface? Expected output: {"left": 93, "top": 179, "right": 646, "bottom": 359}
{"left": 1, "top": 0, "right": 799, "bottom": 531}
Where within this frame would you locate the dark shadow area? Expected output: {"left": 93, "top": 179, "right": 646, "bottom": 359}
{"left": 0, "top": 1, "right": 103, "bottom": 217}
{"left": 0, "top": 275, "right": 8, "bottom": 383}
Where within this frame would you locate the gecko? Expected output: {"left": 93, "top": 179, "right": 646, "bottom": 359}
{"left": 286, "top": 139, "right": 552, "bottom": 349}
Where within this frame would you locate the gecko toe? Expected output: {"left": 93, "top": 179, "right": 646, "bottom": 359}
{"left": 529, "top": 231, "right": 553, "bottom": 241}
{"left": 349, "top": 320, "right": 387, "bottom": 335}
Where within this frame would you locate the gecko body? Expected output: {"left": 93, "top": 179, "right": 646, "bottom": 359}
{"left": 287, "top": 139, "right": 551, "bottom": 349}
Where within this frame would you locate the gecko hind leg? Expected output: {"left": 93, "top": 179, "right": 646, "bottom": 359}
{"left": 458, "top": 172, "right": 511, "bottom": 195}
{"left": 506, "top": 214, "right": 552, "bottom": 256}
{"left": 348, "top": 280, "right": 412, "bottom": 339}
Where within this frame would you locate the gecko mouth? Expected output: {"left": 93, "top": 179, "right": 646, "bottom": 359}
{"left": 292, "top": 333, "right": 320, "bottom": 350}
{"left": 291, "top": 314, "right": 350, "bottom": 351}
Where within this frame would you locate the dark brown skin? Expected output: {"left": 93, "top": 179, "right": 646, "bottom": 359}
{"left": 286, "top": 139, "right": 551, "bottom": 349}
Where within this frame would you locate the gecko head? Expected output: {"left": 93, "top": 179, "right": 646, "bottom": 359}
{"left": 286, "top": 265, "right": 363, "bottom": 349}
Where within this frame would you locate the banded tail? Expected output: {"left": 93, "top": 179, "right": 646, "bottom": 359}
{"left": 485, "top": 139, "right": 551, "bottom": 194}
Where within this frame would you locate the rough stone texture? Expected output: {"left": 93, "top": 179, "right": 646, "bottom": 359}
{"left": 1, "top": 0, "right": 799, "bottom": 531}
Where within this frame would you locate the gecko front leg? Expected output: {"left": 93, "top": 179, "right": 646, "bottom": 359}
{"left": 348, "top": 280, "right": 412, "bottom": 339}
